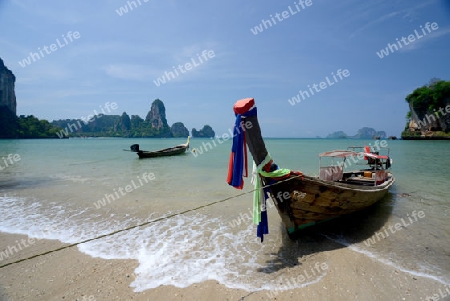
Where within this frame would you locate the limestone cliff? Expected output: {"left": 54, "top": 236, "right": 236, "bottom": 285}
{"left": 402, "top": 79, "right": 450, "bottom": 139}
{"left": 407, "top": 102, "right": 450, "bottom": 132}
{"left": 114, "top": 112, "right": 131, "bottom": 133}
{"left": 192, "top": 125, "right": 215, "bottom": 138}
{"left": 0, "top": 58, "right": 17, "bottom": 114}
{"left": 145, "top": 99, "right": 171, "bottom": 137}
{"left": 146, "top": 99, "right": 168, "bottom": 128}
{"left": 353, "top": 127, "right": 386, "bottom": 139}
{"left": 170, "top": 122, "right": 189, "bottom": 137}
{"left": 326, "top": 128, "right": 386, "bottom": 139}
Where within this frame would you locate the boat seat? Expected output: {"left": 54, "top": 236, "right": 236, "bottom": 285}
{"left": 319, "top": 166, "right": 343, "bottom": 181}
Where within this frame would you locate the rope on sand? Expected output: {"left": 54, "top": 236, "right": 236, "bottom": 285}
{"left": 0, "top": 175, "right": 303, "bottom": 269}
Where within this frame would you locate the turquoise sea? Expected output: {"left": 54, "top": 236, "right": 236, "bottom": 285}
{"left": 0, "top": 138, "right": 449, "bottom": 292}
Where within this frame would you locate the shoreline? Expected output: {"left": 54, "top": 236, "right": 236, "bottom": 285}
{"left": 0, "top": 232, "right": 447, "bottom": 301}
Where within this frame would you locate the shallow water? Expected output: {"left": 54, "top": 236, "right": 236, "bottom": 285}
{"left": 0, "top": 138, "right": 449, "bottom": 291}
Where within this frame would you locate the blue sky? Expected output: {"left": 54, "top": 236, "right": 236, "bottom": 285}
{"left": 1, "top": 0, "right": 449, "bottom": 137}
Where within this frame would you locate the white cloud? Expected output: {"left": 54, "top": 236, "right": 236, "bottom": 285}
{"left": 399, "top": 26, "right": 450, "bottom": 52}
{"left": 348, "top": 0, "right": 437, "bottom": 38}
{"left": 104, "top": 64, "right": 157, "bottom": 81}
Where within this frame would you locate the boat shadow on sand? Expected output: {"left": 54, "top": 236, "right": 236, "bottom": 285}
{"left": 258, "top": 192, "right": 395, "bottom": 274}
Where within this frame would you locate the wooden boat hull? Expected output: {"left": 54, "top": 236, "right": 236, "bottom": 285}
{"left": 228, "top": 98, "right": 396, "bottom": 239}
{"left": 131, "top": 137, "right": 190, "bottom": 159}
{"left": 265, "top": 174, "right": 395, "bottom": 237}
{"left": 137, "top": 146, "right": 188, "bottom": 158}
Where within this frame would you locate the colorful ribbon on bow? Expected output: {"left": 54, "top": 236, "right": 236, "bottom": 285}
{"left": 226, "top": 107, "right": 257, "bottom": 189}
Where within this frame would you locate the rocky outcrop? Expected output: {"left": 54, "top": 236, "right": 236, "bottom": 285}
{"left": 146, "top": 99, "right": 168, "bottom": 129}
{"left": 145, "top": 99, "right": 171, "bottom": 137}
{"left": 402, "top": 80, "right": 450, "bottom": 139}
{"left": 114, "top": 112, "right": 131, "bottom": 133}
{"left": 326, "top": 131, "right": 347, "bottom": 139}
{"left": 0, "top": 58, "right": 17, "bottom": 114}
{"left": 49, "top": 98, "right": 216, "bottom": 138}
{"left": 170, "top": 122, "right": 189, "bottom": 137}
{"left": 0, "top": 106, "right": 19, "bottom": 138}
{"left": 407, "top": 102, "right": 450, "bottom": 132}
{"left": 130, "top": 115, "right": 144, "bottom": 130}
{"left": 326, "top": 128, "right": 386, "bottom": 139}
{"left": 192, "top": 125, "right": 215, "bottom": 138}
{"left": 353, "top": 127, "right": 386, "bottom": 139}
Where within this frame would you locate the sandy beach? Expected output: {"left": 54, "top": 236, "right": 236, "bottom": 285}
{"left": 0, "top": 138, "right": 448, "bottom": 301}
{"left": 1, "top": 231, "right": 447, "bottom": 301}
{"left": 1, "top": 0, "right": 450, "bottom": 299}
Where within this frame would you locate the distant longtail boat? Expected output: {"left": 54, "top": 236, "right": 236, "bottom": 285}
{"left": 130, "top": 137, "right": 190, "bottom": 159}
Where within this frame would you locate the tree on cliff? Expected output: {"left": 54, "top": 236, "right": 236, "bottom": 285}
{"left": 0, "top": 106, "right": 19, "bottom": 138}
{"left": 402, "top": 79, "right": 450, "bottom": 139}
{"left": 129, "top": 115, "right": 144, "bottom": 137}
{"left": 406, "top": 79, "right": 450, "bottom": 115}
{"left": 0, "top": 106, "right": 62, "bottom": 138}
{"left": 130, "top": 115, "right": 144, "bottom": 130}
{"left": 113, "top": 112, "right": 131, "bottom": 136}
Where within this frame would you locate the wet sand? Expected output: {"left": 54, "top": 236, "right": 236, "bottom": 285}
{"left": 0, "top": 232, "right": 447, "bottom": 301}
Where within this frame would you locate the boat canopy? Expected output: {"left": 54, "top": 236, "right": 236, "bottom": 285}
{"left": 319, "top": 150, "right": 388, "bottom": 159}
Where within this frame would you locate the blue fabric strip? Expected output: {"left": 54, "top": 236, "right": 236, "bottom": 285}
{"left": 228, "top": 107, "right": 257, "bottom": 188}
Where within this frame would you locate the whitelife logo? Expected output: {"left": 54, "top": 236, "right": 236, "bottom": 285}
{"left": 0, "top": 154, "right": 20, "bottom": 171}
{"left": 18, "top": 31, "right": 81, "bottom": 68}
{"left": 376, "top": 22, "right": 439, "bottom": 58}
{"left": 55, "top": 102, "right": 118, "bottom": 138}
{"left": 153, "top": 50, "right": 215, "bottom": 87}
{"left": 363, "top": 210, "right": 425, "bottom": 247}
{"left": 115, "top": 0, "right": 149, "bottom": 16}
{"left": 250, "top": 0, "right": 313, "bottom": 35}
{"left": 93, "top": 172, "right": 155, "bottom": 209}
{"left": 288, "top": 69, "right": 350, "bottom": 106}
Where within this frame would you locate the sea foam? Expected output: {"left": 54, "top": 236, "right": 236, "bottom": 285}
{"left": 0, "top": 195, "right": 323, "bottom": 292}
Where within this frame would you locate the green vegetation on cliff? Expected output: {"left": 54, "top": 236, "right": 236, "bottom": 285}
{"left": 51, "top": 99, "right": 196, "bottom": 138}
{"left": 192, "top": 125, "right": 215, "bottom": 138}
{"left": 0, "top": 56, "right": 203, "bottom": 139}
{"left": 405, "top": 79, "right": 450, "bottom": 116}
{"left": 171, "top": 122, "right": 190, "bottom": 137}
{"left": 402, "top": 79, "right": 450, "bottom": 140}
{"left": 0, "top": 106, "right": 62, "bottom": 138}
{"left": 1, "top": 99, "right": 203, "bottom": 139}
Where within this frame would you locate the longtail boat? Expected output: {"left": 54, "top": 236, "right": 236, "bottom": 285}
{"left": 130, "top": 137, "right": 190, "bottom": 159}
{"left": 227, "top": 98, "right": 395, "bottom": 240}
